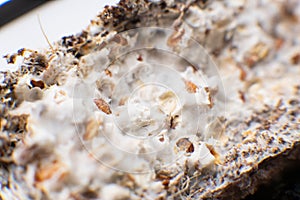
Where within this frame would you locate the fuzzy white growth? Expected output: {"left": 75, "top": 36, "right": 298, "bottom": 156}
{"left": 3, "top": 0, "right": 300, "bottom": 199}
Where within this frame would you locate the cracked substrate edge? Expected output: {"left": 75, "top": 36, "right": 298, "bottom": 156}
{"left": 201, "top": 142, "right": 300, "bottom": 199}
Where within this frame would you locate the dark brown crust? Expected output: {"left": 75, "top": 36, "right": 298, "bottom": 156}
{"left": 205, "top": 142, "right": 300, "bottom": 199}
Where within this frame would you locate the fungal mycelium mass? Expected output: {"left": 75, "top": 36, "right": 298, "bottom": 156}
{"left": 1, "top": 0, "right": 300, "bottom": 199}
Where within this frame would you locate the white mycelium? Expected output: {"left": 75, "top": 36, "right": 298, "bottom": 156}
{"left": 1, "top": 0, "right": 300, "bottom": 199}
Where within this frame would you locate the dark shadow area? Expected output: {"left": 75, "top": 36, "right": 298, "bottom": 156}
{"left": 244, "top": 161, "right": 300, "bottom": 200}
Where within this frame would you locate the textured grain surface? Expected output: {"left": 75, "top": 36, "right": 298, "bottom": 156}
{"left": 1, "top": 0, "right": 300, "bottom": 199}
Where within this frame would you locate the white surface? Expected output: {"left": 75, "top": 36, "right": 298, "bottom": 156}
{"left": 0, "top": 0, "right": 10, "bottom": 6}
{"left": 0, "top": 0, "right": 118, "bottom": 70}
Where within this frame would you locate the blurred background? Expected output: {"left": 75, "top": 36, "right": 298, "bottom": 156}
{"left": 0, "top": 0, "right": 118, "bottom": 70}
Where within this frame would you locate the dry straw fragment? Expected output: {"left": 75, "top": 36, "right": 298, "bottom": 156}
{"left": 94, "top": 98, "right": 112, "bottom": 115}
